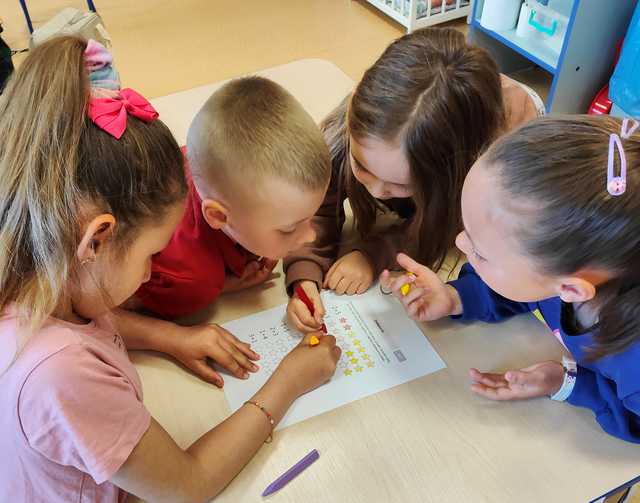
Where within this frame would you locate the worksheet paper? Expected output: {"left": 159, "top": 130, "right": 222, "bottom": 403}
{"left": 222, "top": 286, "right": 446, "bottom": 429}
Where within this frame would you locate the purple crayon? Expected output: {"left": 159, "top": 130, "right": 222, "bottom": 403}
{"left": 262, "top": 449, "right": 320, "bottom": 497}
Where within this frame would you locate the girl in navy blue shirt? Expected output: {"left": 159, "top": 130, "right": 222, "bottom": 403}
{"left": 383, "top": 116, "right": 640, "bottom": 443}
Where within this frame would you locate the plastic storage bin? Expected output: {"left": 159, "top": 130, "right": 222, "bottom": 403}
{"left": 480, "top": 0, "right": 523, "bottom": 31}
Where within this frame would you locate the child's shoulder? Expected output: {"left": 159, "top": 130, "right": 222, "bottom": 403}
{"left": 2, "top": 314, "right": 133, "bottom": 395}
{"left": 593, "top": 341, "right": 640, "bottom": 398}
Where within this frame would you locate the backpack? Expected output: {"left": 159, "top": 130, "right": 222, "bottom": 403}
{"left": 0, "top": 23, "right": 14, "bottom": 93}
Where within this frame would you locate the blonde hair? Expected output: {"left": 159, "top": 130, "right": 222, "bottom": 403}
{"left": 0, "top": 36, "right": 186, "bottom": 333}
{"left": 186, "top": 76, "right": 330, "bottom": 196}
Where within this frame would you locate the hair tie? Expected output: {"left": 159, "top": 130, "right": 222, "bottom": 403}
{"left": 607, "top": 118, "right": 639, "bottom": 197}
{"left": 83, "top": 39, "right": 158, "bottom": 139}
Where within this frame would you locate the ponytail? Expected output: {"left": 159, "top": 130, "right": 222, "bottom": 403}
{"left": 0, "top": 37, "right": 88, "bottom": 331}
{"left": 0, "top": 36, "right": 186, "bottom": 332}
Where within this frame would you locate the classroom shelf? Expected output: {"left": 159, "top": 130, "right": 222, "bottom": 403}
{"left": 365, "top": 0, "right": 471, "bottom": 32}
{"left": 469, "top": 0, "right": 638, "bottom": 113}
{"left": 471, "top": 20, "right": 558, "bottom": 73}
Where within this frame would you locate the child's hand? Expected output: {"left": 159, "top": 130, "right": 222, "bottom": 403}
{"left": 223, "top": 258, "right": 278, "bottom": 293}
{"left": 274, "top": 332, "right": 341, "bottom": 397}
{"left": 381, "top": 253, "right": 462, "bottom": 322}
{"left": 469, "top": 361, "right": 565, "bottom": 400}
{"left": 323, "top": 250, "right": 374, "bottom": 295}
{"left": 169, "top": 324, "right": 260, "bottom": 387}
{"left": 287, "top": 280, "right": 326, "bottom": 333}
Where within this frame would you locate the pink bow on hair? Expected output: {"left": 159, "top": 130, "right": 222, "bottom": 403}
{"left": 88, "top": 88, "right": 159, "bottom": 139}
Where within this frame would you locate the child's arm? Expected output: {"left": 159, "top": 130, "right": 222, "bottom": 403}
{"left": 469, "top": 361, "right": 640, "bottom": 443}
{"left": 113, "top": 309, "right": 259, "bottom": 387}
{"left": 566, "top": 367, "right": 640, "bottom": 443}
{"left": 283, "top": 166, "right": 345, "bottom": 296}
{"left": 111, "top": 333, "right": 341, "bottom": 502}
{"left": 284, "top": 165, "right": 344, "bottom": 332}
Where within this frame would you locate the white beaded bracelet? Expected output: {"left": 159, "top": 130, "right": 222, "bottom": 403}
{"left": 550, "top": 356, "right": 577, "bottom": 402}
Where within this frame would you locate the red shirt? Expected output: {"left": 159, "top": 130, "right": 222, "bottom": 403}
{"left": 136, "top": 156, "right": 249, "bottom": 319}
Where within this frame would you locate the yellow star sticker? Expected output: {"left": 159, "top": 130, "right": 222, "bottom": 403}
{"left": 358, "top": 347, "right": 366, "bottom": 353}
{"left": 353, "top": 339, "right": 361, "bottom": 346}
{"left": 350, "top": 357, "right": 359, "bottom": 364}
{"left": 362, "top": 354, "right": 371, "bottom": 360}
{"left": 343, "top": 369, "right": 352, "bottom": 376}
{"left": 346, "top": 350, "right": 353, "bottom": 357}
{"left": 355, "top": 365, "right": 363, "bottom": 372}
{"left": 367, "top": 361, "right": 374, "bottom": 368}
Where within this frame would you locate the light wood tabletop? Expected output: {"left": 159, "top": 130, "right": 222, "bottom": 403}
{"left": 129, "top": 59, "right": 639, "bottom": 503}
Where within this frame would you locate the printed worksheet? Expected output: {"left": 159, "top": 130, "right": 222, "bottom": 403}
{"left": 222, "top": 285, "right": 446, "bottom": 429}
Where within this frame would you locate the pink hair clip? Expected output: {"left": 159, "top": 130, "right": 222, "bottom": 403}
{"left": 607, "top": 118, "right": 639, "bottom": 197}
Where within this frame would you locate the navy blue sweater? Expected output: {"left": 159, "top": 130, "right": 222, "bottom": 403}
{"left": 450, "top": 264, "right": 640, "bottom": 443}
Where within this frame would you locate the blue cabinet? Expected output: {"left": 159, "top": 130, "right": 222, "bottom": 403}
{"left": 469, "top": 0, "right": 638, "bottom": 113}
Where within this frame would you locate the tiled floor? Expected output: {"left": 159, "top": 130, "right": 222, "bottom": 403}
{"left": 1, "top": 2, "right": 635, "bottom": 501}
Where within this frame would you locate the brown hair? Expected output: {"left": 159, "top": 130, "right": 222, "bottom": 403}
{"left": 187, "top": 76, "right": 330, "bottom": 197}
{"left": 324, "top": 27, "right": 504, "bottom": 271}
{"left": 0, "top": 36, "right": 186, "bottom": 331}
{"left": 487, "top": 115, "right": 640, "bottom": 360}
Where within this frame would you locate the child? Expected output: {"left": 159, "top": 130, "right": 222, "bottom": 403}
{"left": 285, "top": 27, "right": 545, "bottom": 333}
{"left": 119, "top": 75, "right": 332, "bottom": 386}
{"left": 0, "top": 37, "right": 341, "bottom": 502}
{"left": 385, "top": 115, "right": 640, "bottom": 443}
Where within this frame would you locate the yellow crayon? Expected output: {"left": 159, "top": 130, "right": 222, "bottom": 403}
{"left": 400, "top": 271, "right": 414, "bottom": 296}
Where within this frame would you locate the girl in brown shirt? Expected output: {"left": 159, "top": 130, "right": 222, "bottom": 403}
{"left": 285, "top": 27, "right": 544, "bottom": 332}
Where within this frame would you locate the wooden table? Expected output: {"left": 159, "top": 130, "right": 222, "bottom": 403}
{"left": 130, "top": 59, "right": 639, "bottom": 503}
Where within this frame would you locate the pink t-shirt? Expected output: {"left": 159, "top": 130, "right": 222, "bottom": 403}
{"left": 0, "top": 309, "right": 151, "bottom": 503}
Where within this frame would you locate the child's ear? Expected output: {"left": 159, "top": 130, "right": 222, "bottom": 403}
{"left": 557, "top": 276, "right": 597, "bottom": 304}
{"left": 201, "top": 198, "right": 229, "bottom": 230}
{"left": 77, "top": 214, "right": 117, "bottom": 263}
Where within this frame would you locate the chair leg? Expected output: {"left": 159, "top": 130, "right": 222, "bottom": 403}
{"left": 18, "top": 0, "right": 34, "bottom": 33}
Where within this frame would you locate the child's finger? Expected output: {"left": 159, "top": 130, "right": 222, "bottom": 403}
{"left": 469, "top": 368, "right": 508, "bottom": 388}
{"left": 400, "top": 286, "right": 425, "bottom": 308}
{"left": 228, "top": 336, "right": 260, "bottom": 361}
{"left": 215, "top": 350, "right": 249, "bottom": 379}
{"left": 345, "top": 279, "right": 359, "bottom": 295}
{"left": 356, "top": 280, "right": 369, "bottom": 294}
{"left": 504, "top": 370, "right": 529, "bottom": 386}
{"left": 390, "top": 274, "right": 416, "bottom": 296}
{"left": 259, "top": 258, "right": 279, "bottom": 272}
{"left": 323, "top": 262, "right": 339, "bottom": 289}
{"left": 289, "top": 311, "right": 318, "bottom": 333}
{"left": 220, "top": 341, "right": 258, "bottom": 373}
{"left": 291, "top": 300, "right": 322, "bottom": 331}
{"left": 192, "top": 361, "right": 224, "bottom": 387}
{"left": 470, "top": 383, "right": 516, "bottom": 401}
{"left": 313, "top": 296, "right": 326, "bottom": 322}
{"left": 379, "top": 269, "right": 391, "bottom": 290}
{"left": 406, "top": 295, "right": 428, "bottom": 319}
{"left": 396, "top": 253, "right": 426, "bottom": 276}
{"left": 241, "top": 260, "right": 260, "bottom": 279}
{"left": 333, "top": 276, "right": 348, "bottom": 295}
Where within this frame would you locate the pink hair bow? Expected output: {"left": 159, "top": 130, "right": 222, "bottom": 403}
{"left": 88, "top": 88, "right": 159, "bottom": 139}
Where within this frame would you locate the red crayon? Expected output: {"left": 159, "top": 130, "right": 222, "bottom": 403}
{"left": 294, "top": 285, "right": 327, "bottom": 333}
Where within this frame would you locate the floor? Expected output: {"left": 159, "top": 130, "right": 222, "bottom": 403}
{"left": 1, "top": 1, "right": 635, "bottom": 501}
{"left": 2, "top": 0, "right": 551, "bottom": 101}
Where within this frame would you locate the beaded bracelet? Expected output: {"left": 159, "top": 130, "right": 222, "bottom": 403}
{"left": 244, "top": 400, "right": 275, "bottom": 443}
